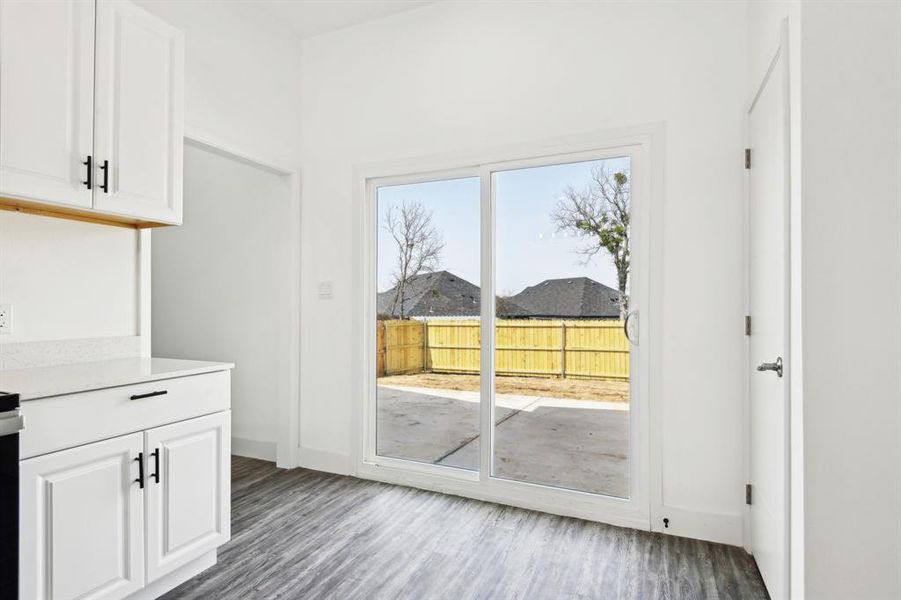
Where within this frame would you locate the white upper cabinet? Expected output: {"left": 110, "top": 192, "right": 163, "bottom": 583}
{"left": 93, "top": 0, "right": 184, "bottom": 224}
{"left": 0, "top": 0, "right": 95, "bottom": 209}
{"left": 0, "top": 0, "right": 184, "bottom": 226}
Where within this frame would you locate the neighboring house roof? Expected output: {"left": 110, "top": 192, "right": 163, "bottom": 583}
{"left": 378, "top": 270, "right": 532, "bottom": 319}
{"left": 496, "top": 296, "right": 532, "bottom": 318}
{"left": 509, "top": 277, "right": 621, "bottom": 319}
{"left": 378, "top": 271, "right": 481, "bottom": 318}
{"left": 378, "top": 272, "right": 619, "bottom": 319}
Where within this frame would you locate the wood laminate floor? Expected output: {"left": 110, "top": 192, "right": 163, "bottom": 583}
{"left": 164, "top": 457, "right": 769, "bottom": 600}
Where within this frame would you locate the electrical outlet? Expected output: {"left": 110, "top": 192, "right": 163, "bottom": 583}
{"left": 0, "top": 304, "right": 11, "bottom": 335}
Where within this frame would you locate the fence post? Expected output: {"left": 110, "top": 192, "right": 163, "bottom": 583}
{"left": 421, "top": 320, "right": 427, "bottom": 373}
{"left": 560, "top": 321, "right": 567, "bottom": 378}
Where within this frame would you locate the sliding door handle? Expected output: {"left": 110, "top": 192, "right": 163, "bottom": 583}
{"left": 623, "top": 310, "right": 639, "bottom": 346}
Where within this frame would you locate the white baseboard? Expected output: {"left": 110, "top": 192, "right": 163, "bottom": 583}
{"left": 298, "top": 446, "right": 352, "bottom": 475}
{"left": 232, "top": 437, "right": 277, "bottom": 462}
{"left": 651, "top": 504, "right": 744, "bottom": 547}
{"left": 356, "top": 461, "right": 650, "bottom": 533}
{"left": 296, "top": 448, "right": 741, "bottom": 547}
{"left": 356, "top": 460, "right": 742, "bottom": 547}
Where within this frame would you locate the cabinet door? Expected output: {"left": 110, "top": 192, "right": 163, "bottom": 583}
{"left": 0, "top": 0, "right": 94, "bottom": 208}
{"left": 20, "top": 433, "right": 145, "bottom": 600}
{"left": 93, "top": 0, "right": 184, "bottom": 224}
{"left": 145, "top": 411, "right": 230, "bottom": 583}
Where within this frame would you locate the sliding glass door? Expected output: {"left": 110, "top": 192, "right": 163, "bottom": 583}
{"left": 374, "top": 176, "right": 481, "bottom": 470}
{"left": 365, "top": 141, "right": 648, "bottom": 524}
{"left": 493, "top": 157, "right": 631, "bottom": 498}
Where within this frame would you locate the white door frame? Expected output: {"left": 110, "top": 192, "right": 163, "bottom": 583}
{"left": 179, "top": 131, "right": 302, "bottom": 469}
{"left": 745, "top": 19, "right": 792, "bottom": 600}
{"left": 355, "top": 124, "right": 664, "bottom": 530}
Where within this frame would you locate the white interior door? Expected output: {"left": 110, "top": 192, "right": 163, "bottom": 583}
{"left": 19, "top": 433, "right": 145, "bottom": 600}
{"left": 93, "top": 0, "right": 184, "bottom": 223}
{"left": 748, "top": 45, "right": 790, "bottom": 600}
{"left": 144, "top": 411, "right": 230, "bottom": 583}
{"left": 0, "top": 0, "right": 94, "bottom": 208}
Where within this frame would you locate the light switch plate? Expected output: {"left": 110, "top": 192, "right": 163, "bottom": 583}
{"left": 0, "top": 304, "right": 12, "bottom": 334}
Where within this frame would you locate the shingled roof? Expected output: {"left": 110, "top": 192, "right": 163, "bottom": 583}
{"left": 378, "top": 271, "right": 480, "bottom": 318}
{"left": 378, "top": 272, "right": 619, "bottom": 319}
{"left": 509, "top": 277, "right": 621, "bottom": 319}
{"left": 377, "top": 271, "right": 532, "bottom": 318}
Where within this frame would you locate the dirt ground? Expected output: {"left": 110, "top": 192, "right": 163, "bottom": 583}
{"left": 378, "top": 372, "right": 630, "bottom": 403}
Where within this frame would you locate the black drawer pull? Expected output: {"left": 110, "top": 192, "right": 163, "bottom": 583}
{"left": 130, "top": 390, "right": 168, "bottom": 400}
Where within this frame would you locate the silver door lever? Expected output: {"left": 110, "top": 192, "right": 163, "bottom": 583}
{"left": 757, "top": 357, "right": 783, "bottom": 377}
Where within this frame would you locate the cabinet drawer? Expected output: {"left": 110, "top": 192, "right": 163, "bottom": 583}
{"left": 20, "top": 370, "right": 230, "bottom": 459}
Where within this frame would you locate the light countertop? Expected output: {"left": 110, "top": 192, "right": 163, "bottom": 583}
{"left": 0, "top": 357, "right": 234, "bottom": 401}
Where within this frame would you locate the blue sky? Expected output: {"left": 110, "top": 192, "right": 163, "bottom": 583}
{"left": 377, "top": 157, "right": 630, "bottom": 295}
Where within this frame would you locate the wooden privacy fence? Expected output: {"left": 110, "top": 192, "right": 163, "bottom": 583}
{"left": 377, "top": 319, "right": 629, "bottom": 381}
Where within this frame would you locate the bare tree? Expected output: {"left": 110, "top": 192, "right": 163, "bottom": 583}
{"left": 384, "top": 200, "right": 444, "bottom": 319}
{"left": 552, "top": 164, "right": 630, "bottom": 318}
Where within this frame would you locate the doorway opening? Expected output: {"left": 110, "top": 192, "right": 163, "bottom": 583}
{"left": 152, "top": 139, "right": 301, "bottom": 469}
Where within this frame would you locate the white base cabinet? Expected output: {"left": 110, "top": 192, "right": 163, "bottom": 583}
{"left": 145, "top": 412, "right": 230, "bottom": 584}
{"left": 20, "top": 433, "right": 146, "bottom": 600}
{"left": 18, "top": 371, "right": 231, "bottom": 600}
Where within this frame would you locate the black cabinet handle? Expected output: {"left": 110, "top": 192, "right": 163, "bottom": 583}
{"left": 134, "top": 452, "right": 145, "bottom": 489}
{"left": 99, "top": 159, "right": 109, "bottom": 193}
{"left": 82, "top": 156, "right": 92, "bottom": 189}
{"left": 151, "top": 448, "right": 160, "bottom": 484}
{"left": 130, "top": 390, "right": 168, "bottom": 401}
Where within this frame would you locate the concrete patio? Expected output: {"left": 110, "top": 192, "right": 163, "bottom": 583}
{"left": 377, "top": 385, "right": 630, "bottom": 498}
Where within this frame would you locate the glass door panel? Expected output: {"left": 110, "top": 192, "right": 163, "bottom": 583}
{"left": 493, "top": 158, "right": 632, "bottom": 497}
{"left": 375, "top": 176, "right": 481, "bottom": 471}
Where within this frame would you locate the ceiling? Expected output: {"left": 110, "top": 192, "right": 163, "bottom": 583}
{"left": 255, "top": 1, "right": 436, "bottom": 39}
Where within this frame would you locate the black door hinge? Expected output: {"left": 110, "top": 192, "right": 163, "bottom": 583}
{"left": 746, "top": 484, "right": 753, "bottom": 505}
{"left": 745, "top": 148, "right": 751, "bottom": 169}
{"left": 745, "top": 315, "right": 752, "bottom": 336}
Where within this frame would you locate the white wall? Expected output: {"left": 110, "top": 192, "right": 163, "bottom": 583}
{"left": 135, "top": 0, "right": 303, "bottom": 168}
{"left": 796, "top": 2, "right": 901, "bottom": 598}
{"left": 152, "top": 143, "right": 293, "bottom": 462}
{"left": 0, "top": 211, "right": 138, "bottom": 344}
{"left": 299, "top": 1, "right": 749, "bottom": 544}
